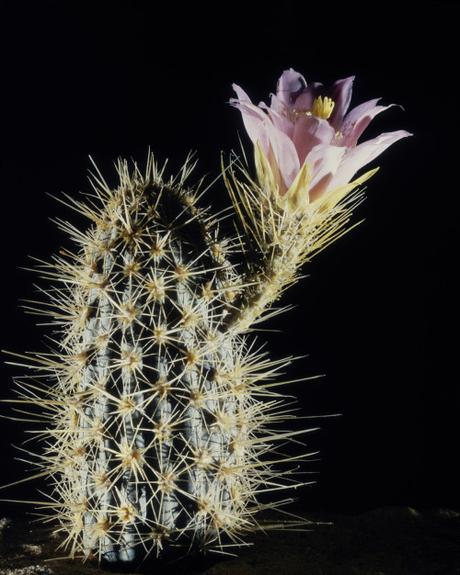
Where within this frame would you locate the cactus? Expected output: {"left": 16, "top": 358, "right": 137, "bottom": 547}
{"left": 1, "top": 69, "right": 410, "bottom": 565}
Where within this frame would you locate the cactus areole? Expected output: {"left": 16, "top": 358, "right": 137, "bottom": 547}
{"left": 1, "top": 70, "right": 410, "bottom": 564}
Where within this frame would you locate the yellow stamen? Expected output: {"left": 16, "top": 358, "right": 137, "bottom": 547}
{"left": 311, "top": 96, "right": 335, "bottom": 120}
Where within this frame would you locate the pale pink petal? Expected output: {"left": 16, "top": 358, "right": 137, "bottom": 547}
{"left": 305, "top": 145, "right": 346, "bottom": 201}
{"left": 329, "top": 130, "right": 412, "bottom": 189}
{"left": 260, "top": 101, "right": 294, "bottom": 138}
{"left": 293, "top": 83, "right": 322, "bottom": 111}
{"left": 309, "top": 173, "right": 334, "bottom": 203}
{"left": 232, "top": 82, "right": 300, "bottom": 189}
{"left": 265, "top": 121, "right": 300, "bottom": 190}
{"left": 231, "top": 83, "right": 254, "bottom": 106}
{"left": 329, "top": 76, "right": 355, "bottom": 130}
{"left": 269, "top": 93, "right": 287, "bottom": 115}
{"left": 342, "top": 98, "right": 381, "bottom": 130}
{"left": 342, "top": 101, "right": 399, "bottom": 147}
{"left": 292, "top": 115, "right": 335, "bottom": 165}
{"left": 230, "top": 84, "right": 270, "bottom": 153}
{"left": 276, "top": 68, "right": 307, "bottom": 106}
{"left": 307, "top": 145, "right": 346, "bottom": 185}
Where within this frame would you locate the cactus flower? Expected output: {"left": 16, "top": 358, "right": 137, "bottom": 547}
{"left": 231, "top": 69, "right": 411, "bottom": 210}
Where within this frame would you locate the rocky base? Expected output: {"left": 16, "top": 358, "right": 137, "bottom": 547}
{"left": 1, "top": 507, "right": 459, "bottom": 575}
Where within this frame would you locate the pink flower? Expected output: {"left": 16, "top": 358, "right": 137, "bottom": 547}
{"left": 230, "top": 69, "right": 411, "bottom": 209}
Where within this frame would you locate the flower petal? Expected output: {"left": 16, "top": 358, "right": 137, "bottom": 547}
{"left": 292, "top": 115, "right": 335, "bottom": 165}
{"left": 342, "top": 98, "right": 381, "bottom": 129}
{"left": 282, "top": 160, "right": 312, "bottom": 211}
{"left": 230, "top": 84, "right": 270, "bottom": 153}
{"left": 265, "top": 121, "right": 300, "bottom": 190}
{"left": 293, "top": 83, "right": 322, "bottom": 111}
{"left": 269, "top": 93, "right": 287, "bottom": 115}
{"left": 329, "top": 130, "right": 412, "bottom": 189}
{"left": 276, "top": 68, "right": 307, "bottom": 106}
{"left": 306, "top": 145, "right": 346, "bottom": 201}
{"left": 321, "top": 167, "right": 380, "bottom": 212}
{"left": 254, "top": 141, "right": 278, "bottom": 195}
{"left": 329, "top": 76, "right": 355, "bottom": 130}
{"left": 341, "top": 100, "right": 399, "bottom": 146}
{"left": 231, "top": 83, "right": 299, "bottom": 191}
{"left": 260, "top": 100, "right": 294, "bottom": 138}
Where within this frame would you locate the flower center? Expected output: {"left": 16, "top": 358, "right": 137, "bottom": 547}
{"left": 311, "top": 96, "right": 335, "bottom": 120}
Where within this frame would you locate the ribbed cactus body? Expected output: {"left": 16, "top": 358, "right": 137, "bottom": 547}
{"left": 55, "top": 162, "right": 242, "bottom": 560}
{"left": 8, "top": 156, "right": 311, "bottom": 563}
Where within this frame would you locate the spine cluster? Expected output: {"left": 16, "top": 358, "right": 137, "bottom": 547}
{"left": 4, "top": 154, "right": 317, "bottom": 562}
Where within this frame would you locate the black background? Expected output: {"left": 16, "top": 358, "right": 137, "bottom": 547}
{"left": 0, "top": 1, "right": 458, "bottom": 515}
